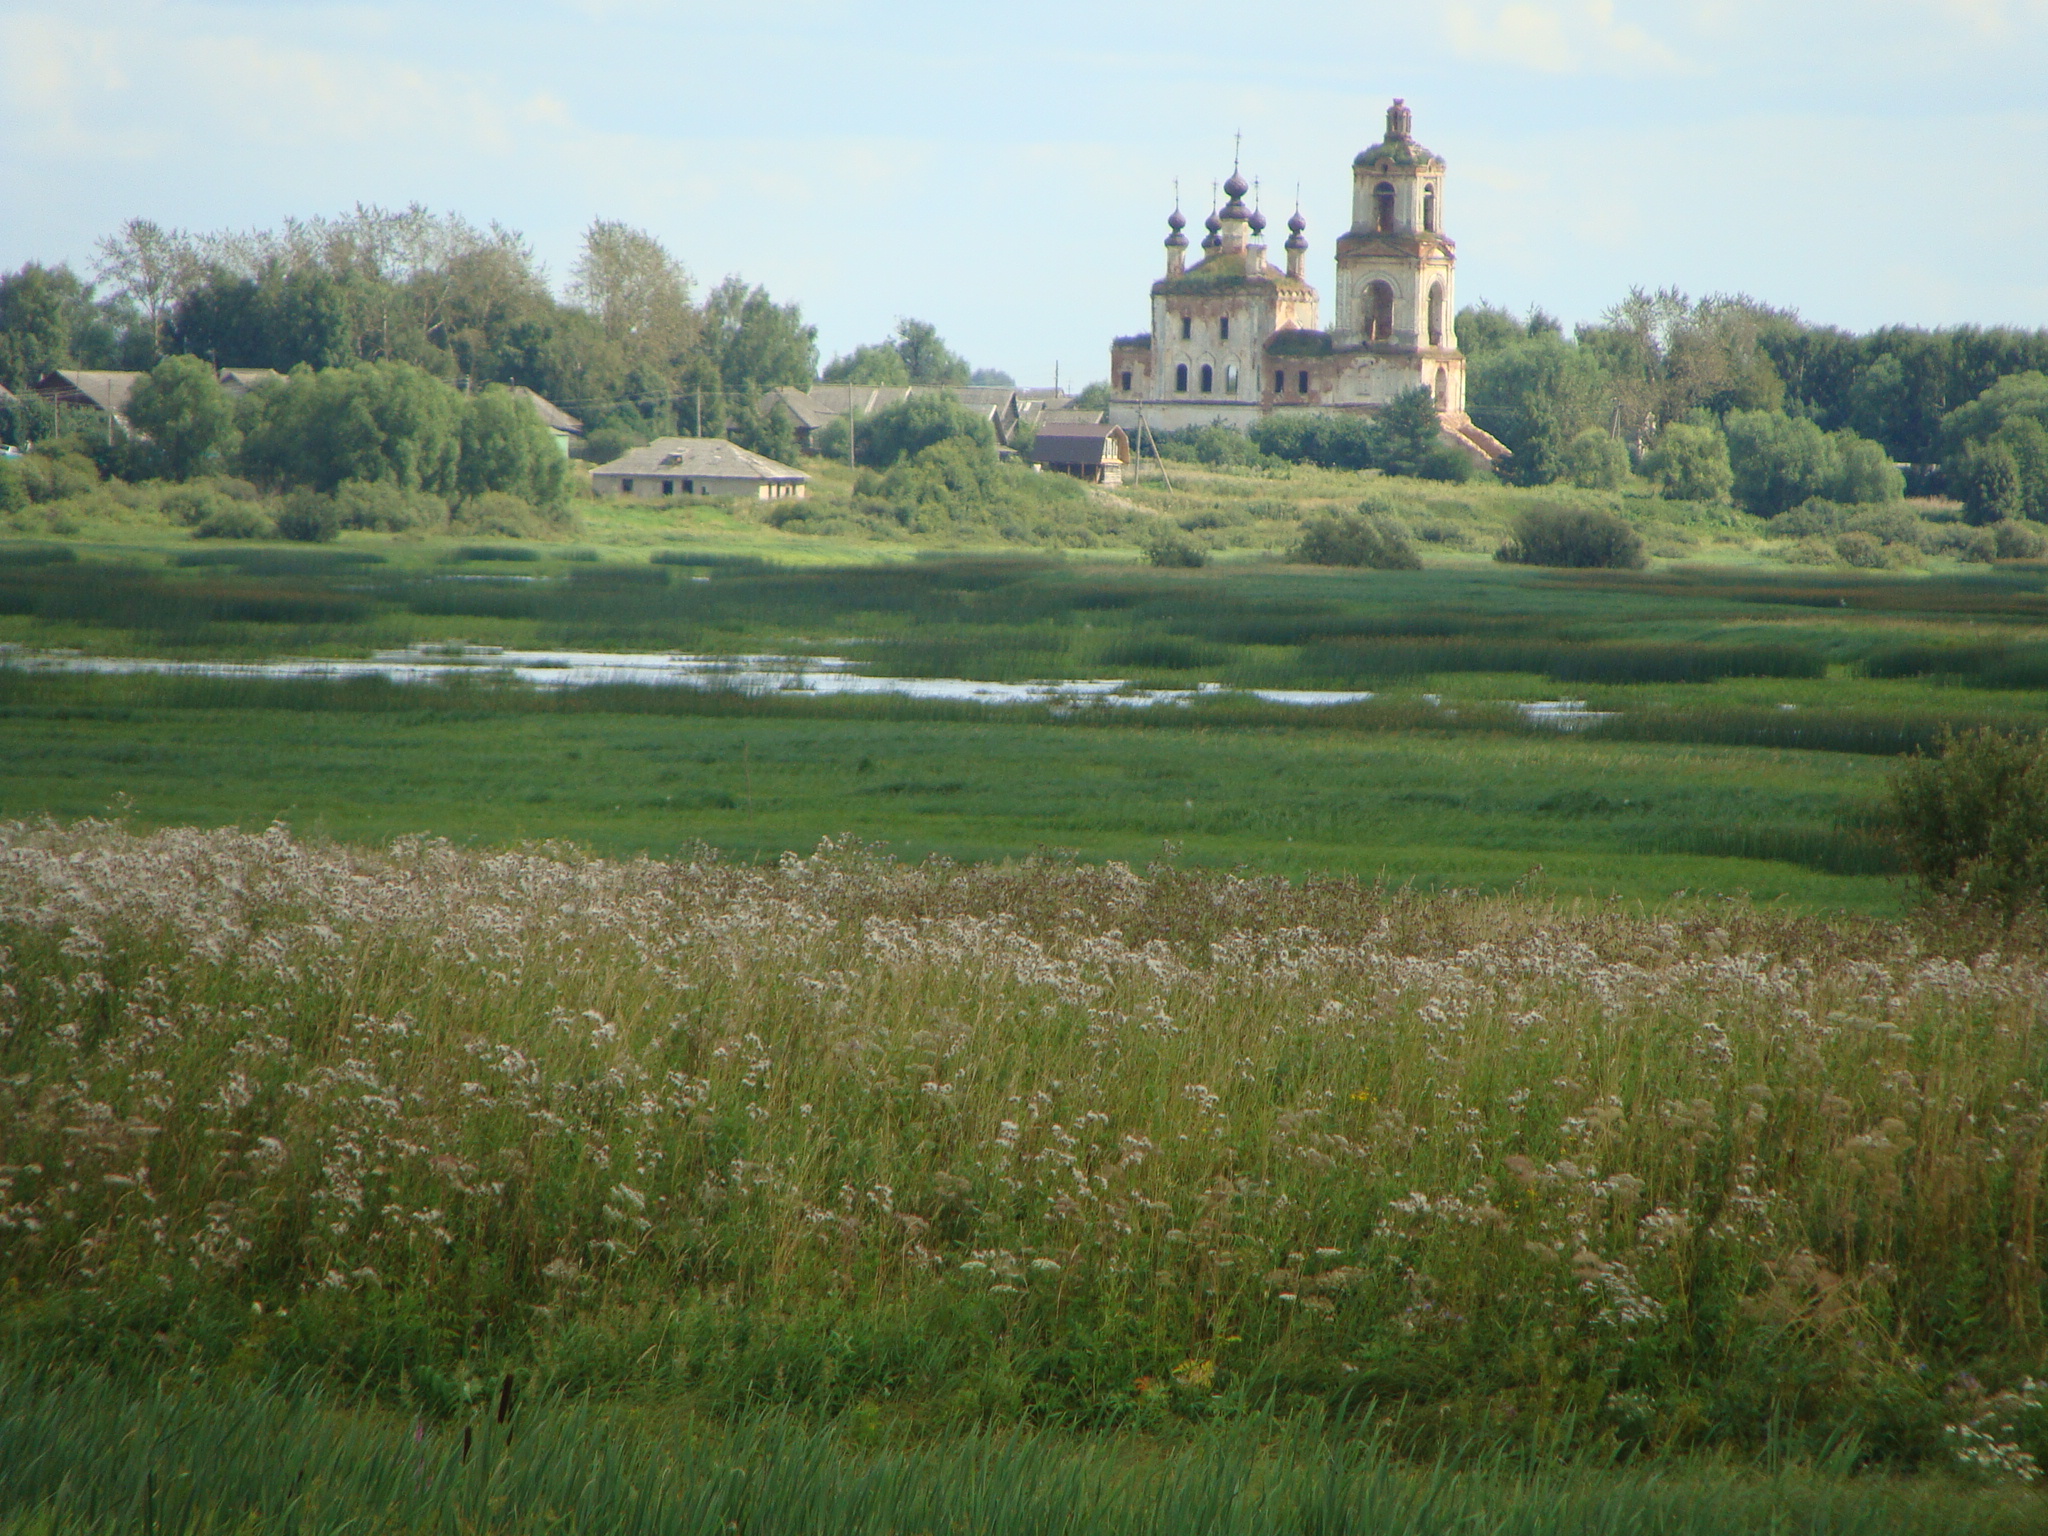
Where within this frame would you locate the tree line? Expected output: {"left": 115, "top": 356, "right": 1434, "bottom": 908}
{"left": 1458, "top": 289, "right": 2048, "bottom": 525}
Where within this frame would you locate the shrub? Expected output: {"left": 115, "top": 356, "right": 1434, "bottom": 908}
{"left": 274, "top": 489, "right": 342, "bottom": 543}
{"left": 334, "top": 478, "right": 447, "bottom": 533}
{"left": 1764, "top": 498, "right": 1854, "bottom": 539}
{"left": 1997, "top": 519, "right": 2048, "bottom": 560}
{"left": 1291, "top": 505, "right": 1421, "bottom": 569}
{"left": 1834, "top": 530, "right": 1887, "bottom": 569}
{"left": 854, "top": 395, "right": 996, "bottom": 468}
{"left": 1954, "top": 440, "right": 2023, "bottom": 526}
{"left": 1153, "top": 423, "right": 1272, "bottom": 467}
{"left": 1641, "top": 421, "right": 1733, "bottom": 502}
{"left": 451, "top": 490, "right": 560, "bottom": 539}
{"left": 193, "top": 503, "right": 276, "bottom": 539}
{"left": 1555, "top": 427, "right": 1631, "bottom": 490}
{"left": 1141, "top": 527, "right": 1207, "bottom": 567}
{"left": 160, "top": 486, "right": 228, "bottom": 527}
{"left": 0, "top": 458, "right": 26, "bottom": 515}
{"left": 1844, "top": 504, "right": 1932, "bottom": 550}
{"left": 1888, "top": 727, "right": 2048, "bottom": 917}
{"left": 1495, "top": 505, "right": 1646, "bottom": 569}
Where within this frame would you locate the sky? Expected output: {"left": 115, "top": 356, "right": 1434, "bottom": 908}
{"left": 5, "top": 1, "right": 2047, "bottom": 388}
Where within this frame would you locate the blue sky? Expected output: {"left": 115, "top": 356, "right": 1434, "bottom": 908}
{"left": 5, "top": 2, "right": 2046, "bottom": 387}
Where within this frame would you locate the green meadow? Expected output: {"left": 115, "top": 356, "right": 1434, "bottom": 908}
{"left": 6, "top": 499, "right": 2048, "bottom": 913}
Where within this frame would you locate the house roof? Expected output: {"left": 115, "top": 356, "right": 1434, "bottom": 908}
{"left": 34, "top": 370, "right": 143, "bottom": 417}
{"left": 216, "top": 367, "right": 286, "bottom": 395}
{"left": 762, "top": 384, "right": 1020, "bottom": 430}
{"left": 1031, "top": 424, "right": 1129, "bottom": 467}
{"left": 508, "top": 386, "right": 584, "bottom": 436}
{"left": 590, "top": 437, "right": 808, "bottom": 482}
{"left": 1038, "top": 409, "right": 1107, "bottom": 426}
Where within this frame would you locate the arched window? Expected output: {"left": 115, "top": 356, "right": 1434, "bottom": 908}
{"left": 1180, "top": 316, "right": 1192, "bottom": 340}
{"left": 1298, "top": 370, "right": 1309, "bottom": 395}
{"left": 1274, "top": 369, "right": 1285, "bottom": 394}
{"left": 1199, "top": 363, "right": 1214, "bottom": 393}
{"left": 1219, "top": 316, "right": 1230, "bottom": 340}
{"left": 1225, "top": 364, "right": 1239, "bottom": 395}
{"left": 1433, "top": 367, "right": 1450, "bottom": 408}
{"left": 1427, "top": 282, "right": 1445, "bottom": 347}
{"left": 1175, "top": 363, "right": 1188, "bottom": 393}
{"left": 1120, "top": 370, "right": 1133, "bottom": 392}
{"left": 1422, "top": 185, "right": 1437, "bottom": 232}
{"left": 1366, "top": 281, "right": 1395, "bottom": 343}
{"left": 1375, "top": 181, "right": 1396, "bottom": 232}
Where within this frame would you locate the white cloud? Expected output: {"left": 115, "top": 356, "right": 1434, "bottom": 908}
{"left": 1445, "top": 1, "right": 1686, "bottom": 74}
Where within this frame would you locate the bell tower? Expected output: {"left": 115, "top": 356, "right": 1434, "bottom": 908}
{"left": 1331, "top": 99, "right": 1463, "bottom": 411}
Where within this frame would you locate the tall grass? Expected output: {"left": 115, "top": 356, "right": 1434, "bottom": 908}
{"left": 0, "top": 1367, "right": 2036, "bottom": 1536}
{"left": 2, "top": 822, "right": 2044, "bottom": 1474}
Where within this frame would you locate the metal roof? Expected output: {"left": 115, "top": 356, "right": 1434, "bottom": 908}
{"left": 590, "top": 437, "right": 808, "bottom": 482}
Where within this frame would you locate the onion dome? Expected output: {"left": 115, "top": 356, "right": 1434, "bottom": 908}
{"left": 1201, "top": 208, "right": 1222, "bottom": 250}
{"left": 1165, "top": 207, "right": 1188, "bottom": 249}
{"left": 1248, "top": 208, "right": 1267, "bottom": 236}
{"left": 1223, "top": 169, "right": 1249, "bottom": 201}
{"left": 1284, "top": 208, "right": 1308, "bottom": 252}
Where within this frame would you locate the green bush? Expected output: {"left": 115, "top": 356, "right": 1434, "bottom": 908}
{"left": 274, "top": 489, "right": 342, "bottom": 543}
{"left": 1291, "top": 505, "right": 1421, "bottom": 569}
{"left": 851, "top": 395, "right": 996, "bottom": 468}
{"left": 451, "top": 490, "right": 568, "bottom": 539}
{"left": 1142, "top": 527, "right": 1207, "bottom": 567}
{"left": 334, "top": 478, "right": 447, "bottom": 532}
{"left": 1888, "top": 727, "right": 2048, "bottom": 917}
{"left": 1996, "top": 519, "right": 2048, "bottom": 560}
{"left": 1641, "top": 421, "right": 1733, "bottom": 502}
{"left": 0, "top": 458, "right": 26, "bottom": 515}
{"left": 1834, "top": 530, "right": 1887, "bottom": 569}
{"left": 160, "top": 485, "right": 228, "bottom": 527}
{"left": 1555, "top": 427, "right": 1631, "bottom": 490}
{"left": 1495, "top": 505, "right": 1646, "bottom": 569}
{"left": 193, "top": 502, "right": 276, "bottom": 540}
{"left": 1764, "top": 498, "right": 1854, "bottom": 539}
{"left": 1954, "top": 440, "right": 2023, "bottom": 526}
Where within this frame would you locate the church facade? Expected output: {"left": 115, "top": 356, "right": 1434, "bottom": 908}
{"left": 1106, "top": 101, "right": 1506, "bottom": 464}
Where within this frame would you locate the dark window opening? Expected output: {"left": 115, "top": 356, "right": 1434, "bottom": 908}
{"left": 1375, "top": 181, "right": 1396, "bottom": 232}
{"left": 1427, "top": 282, "right": 1445, "bottom": 347}
{"left": 1274, "top": 369, "right": 1285, "bottom": 393}
{"left": 683, "top": 479, "right": 695, "bottom": 494}
{"left": 1219, "top": 316, "right": 1230, "bottom": 340}
{"left": 1423, "top": 186, "right": 1437, "bottom": 232}
{"left": 1120, "top": 370, "right": 1133, "bottom": 391}
{"left": 662, "top": 479, "right": 674, "bottom": 495}
{"left": 1199, "top": 363, "right": 1213, "bottom": 393}
{"left": 1175, "top": 363, "right": 1188, "bottom": 392}
{"left": 1298, "top": 370, "right": 1309, "bottom": 394}
{"left": 620, "top": 478, "right": 634, "bottom": 493}
{"left": 1366, "top": 281, "right": 1395, "bottom": 343}
{"left": 1180, "top": 315, "right": 1192, "bottom": 339}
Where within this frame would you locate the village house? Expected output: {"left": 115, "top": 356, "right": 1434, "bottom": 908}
{"left": 1031, "top": 423, "right": 1131, "bottom": 485}
{"left": 589, "top": 437, "right": 809, "bottom": 501}
{"left": 1105, "top": 101, "right": 1506, "bottom": 467}
{"left": 216, "top": 368, "right": 286, "bottom": 397}
{"left": 759, "top": 384, "right": 1022, "bottom": 452}
{"left": 507, "top": 386, "right": 584, "bottom": 454}
{"left": 33, "top": 370, "right": 144, "bottom": 431}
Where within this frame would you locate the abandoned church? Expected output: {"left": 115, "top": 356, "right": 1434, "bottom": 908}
{"left": 1107, "top": 100, "right": 1507, "bottom": 466}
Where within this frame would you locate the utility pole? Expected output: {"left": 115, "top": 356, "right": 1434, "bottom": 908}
{"left": 695, "top": 386, "right": 702, "bottom": 437}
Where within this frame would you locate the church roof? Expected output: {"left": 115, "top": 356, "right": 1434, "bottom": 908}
{"left": 1354, "top": 99, "right": 1443, "bottom": 170}
{"left": 1153, "top": 249, "right": 1315, "bottom": 298}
